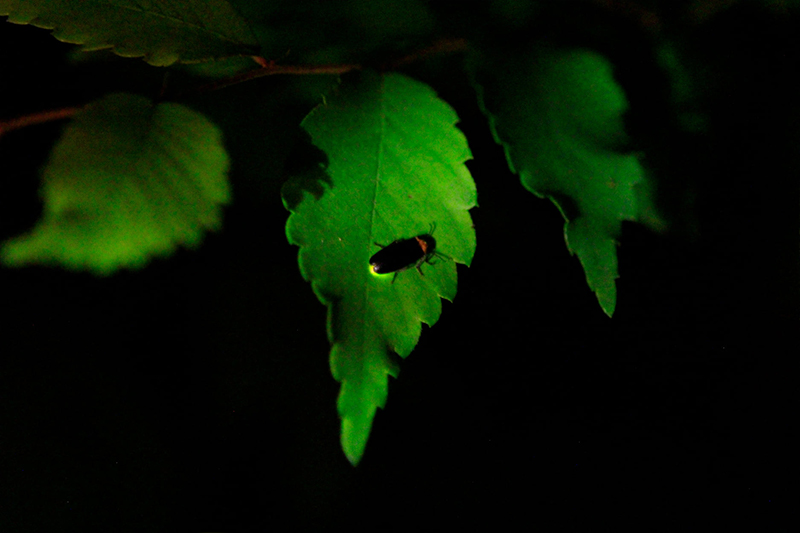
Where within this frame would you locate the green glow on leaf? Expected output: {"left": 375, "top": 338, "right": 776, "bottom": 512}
{"left": 0, "top": 0, "right": 259, "bottom": 65}
{"left": 284, "top": 71, "right": 476, "bottom": 465}
{"left": 1, "top": 92, "right": 230, "bottom": 274}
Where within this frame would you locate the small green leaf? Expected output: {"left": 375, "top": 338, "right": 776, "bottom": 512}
{"left": 283, "top": 71, "right": 476, "bottom": 465}
{"left": 476, "top": 46, "right": 647, "bottom": 316}
{"left": 1, "top": 93, "right": 230, "bottom": 274}
{"left": 0, "top": 0, "right": 259, "bottom": 65}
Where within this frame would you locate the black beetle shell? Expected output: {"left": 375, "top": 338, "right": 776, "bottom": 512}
{"left": 370, "top": 234, "right": 436, "bottom": 274}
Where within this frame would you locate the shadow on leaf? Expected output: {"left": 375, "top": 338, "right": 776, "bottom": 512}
{"left": 281, "top": 130, "right": 332, "bottom": 210}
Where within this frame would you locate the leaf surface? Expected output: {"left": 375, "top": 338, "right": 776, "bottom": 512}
{"left": 2, "top": 93, "right": 230, "bottom": 274}
{"left": 476, "top": 46, "right": 647, "bottom": 316}
{"left": 284, "top": 71, "right": 476, "bottom": 465}
{"left": 0, "top": 0, "right": 258, "bottom": 65}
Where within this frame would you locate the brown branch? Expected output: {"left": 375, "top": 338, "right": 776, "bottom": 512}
{"left": 0, "top": 106, "right": 80, "bottom": 139}
{"left": 1, "top": 37, "right": 471, "bottom": 134}
{"left": 380, "top": 37, "right": 469, "bottom": 70}
{"left": 167, "top": 59, "right": 361, "bottom": 100}
{"left": 170, "top": 37, "right": 469, "bottom": 100}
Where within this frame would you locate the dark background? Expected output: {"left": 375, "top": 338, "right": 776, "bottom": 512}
{"left": 1, "top": 3, "right": 796, "bottom": 531}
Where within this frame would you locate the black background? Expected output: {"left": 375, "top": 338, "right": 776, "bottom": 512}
{"left": 1, "top": 4, "right": 796, "bottom": 532}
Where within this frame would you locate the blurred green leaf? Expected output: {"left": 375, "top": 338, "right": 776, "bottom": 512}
{"left": 284, "top": 71, "right": 476, "bottom": 465}
{"left": 231, "top": 0, "right": 434, "bottom": 64}
{"left": 0, "top": 0, "right": 259, "bottom": 66}
{"left": 2, "top": 93, "right": 230, "bottom": 274}
{"left": 475, "top": 46, "right": 647, "bottom": 316}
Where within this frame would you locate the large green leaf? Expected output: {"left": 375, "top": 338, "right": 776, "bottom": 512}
{"left": 475, "top": 46, "right": 648, "bottom": 316}
{"left": 1, "top": 93, "right": 230, "bottom": 274}
{"left": 0, "top": 0, "right": 259, "bottom": 65}
{"left": 283, "top": 71, "right": 476, "bottom": 465}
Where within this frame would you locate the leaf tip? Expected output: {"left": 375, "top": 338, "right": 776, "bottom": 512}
{"left": 341, "top": 416, "right": 370, "bottom": 466}
{"left": 599, "top": 290, "right": 616, "bottom": 317}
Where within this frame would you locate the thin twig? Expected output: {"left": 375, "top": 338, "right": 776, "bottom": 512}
{"left": 380, "top": 38, "right": 469, "bottom": 70}
{"left": 0, "top": 106, "right": 80, "bottom": 138}
{"left": 0, "top": 37, "right": 471, "bottom": 134}
{"left": 172, "top": 37, "right": 469, "bottom": 99}
{"left": 168, "top": 60, "right": 361, "bottom": 100}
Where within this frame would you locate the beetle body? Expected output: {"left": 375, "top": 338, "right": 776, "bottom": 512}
{"left": 369, "top": 227, "right": 439, "bottom": 282}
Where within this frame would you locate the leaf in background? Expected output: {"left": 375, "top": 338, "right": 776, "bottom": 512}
{"left": 0, "top": 0, "right": 259, "bottom": 66}
{"left": 1, "top": 93, "right": 230, "bottom": 274}
{"left": 475, "top": 46, "right": 647, "bottom": 316}
{"left": 283, "top": 71, "right": 476, "bottom": 465}
{"left": 232, "top": 0, "right": 434, "bottom": 66}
